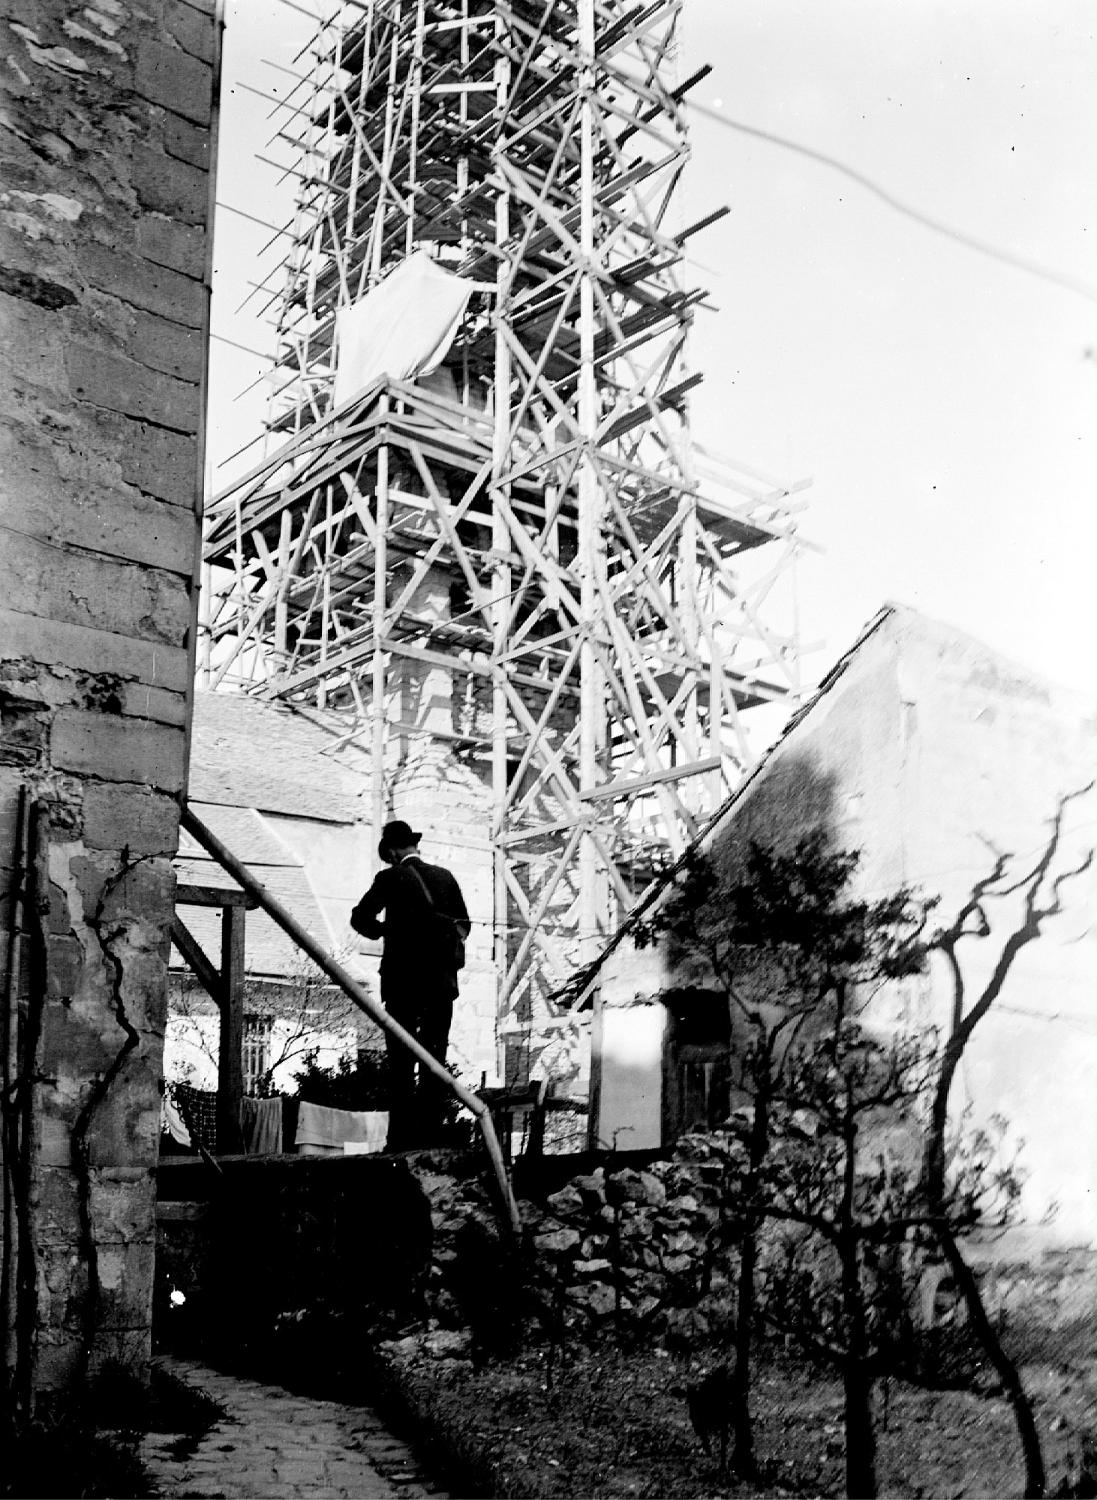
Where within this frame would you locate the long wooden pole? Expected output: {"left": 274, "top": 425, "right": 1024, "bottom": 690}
{"left": 179, "top": 804, "right": 521, "bottom": 1235}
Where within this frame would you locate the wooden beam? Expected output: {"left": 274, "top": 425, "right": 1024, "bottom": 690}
{"left": 170, "top": 915, "right": 222, "bottom": 1002}
{"left": 176, "top": 883, "right": 256, "bottom": 908}
{"left": 217, "top": 904, "right": 246, "bottom": 1154}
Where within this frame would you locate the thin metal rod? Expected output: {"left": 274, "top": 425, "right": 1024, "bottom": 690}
{"left": 179, "top": 804, "right": 521, "bottom": 1234}
{"left": 1, "top": 786, "right": 29, "bottom": 1384}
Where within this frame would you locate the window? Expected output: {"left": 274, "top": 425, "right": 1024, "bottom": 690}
{"left": 676, "top": 1051, "right": 731, "bottom": 1134}
{"left": 663, "top": 988, "right": 731, "bottom": 1141}
{"left": 243, "top": 1013, "right": 274, "bottom": 1095}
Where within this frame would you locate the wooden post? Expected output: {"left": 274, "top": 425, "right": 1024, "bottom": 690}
{"left": 216, "top": 903, "right": 246, "bottom": 1154}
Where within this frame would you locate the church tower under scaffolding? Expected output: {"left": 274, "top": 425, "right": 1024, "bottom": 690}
{"left": 201, "top": 0, "right": 804, "bottom": 1085}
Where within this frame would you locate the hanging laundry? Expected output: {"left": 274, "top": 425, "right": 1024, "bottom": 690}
{"left": 240, "top": 1095, "right": 283, "bottom": 1155}
{"left": 172, "top": 1083, "right": 218, "bottom": 1154}
{"left": 162, "top": 1090, "right": 191, "bottom": 1148}
{"left": 296, "top": 1100, "right": 388, "bottom": 1155}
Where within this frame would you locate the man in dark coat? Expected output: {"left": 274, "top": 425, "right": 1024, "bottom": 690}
{"left": 350, "top": 820, "right": 471, "bottom": 1150}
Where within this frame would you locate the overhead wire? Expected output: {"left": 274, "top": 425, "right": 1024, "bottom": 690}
{"left": 685, "top": 100, "right": 1097, "bottom": 311}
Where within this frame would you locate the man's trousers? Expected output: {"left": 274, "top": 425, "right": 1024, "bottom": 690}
{"left": 382, "top": 981, "right": 454, "bottom": 1151}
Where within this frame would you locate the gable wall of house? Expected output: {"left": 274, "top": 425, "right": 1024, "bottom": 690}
{"left": 594, "top": 610, "right": 1097, "bottom": 1239}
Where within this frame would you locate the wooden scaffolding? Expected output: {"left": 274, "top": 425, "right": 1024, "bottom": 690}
{"left": 201, "top": 0, "right": 805, "bottom": 1075}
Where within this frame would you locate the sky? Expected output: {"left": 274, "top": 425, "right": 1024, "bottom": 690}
{"left": 208, "top": 0, "right": 1097, "bottom": 708}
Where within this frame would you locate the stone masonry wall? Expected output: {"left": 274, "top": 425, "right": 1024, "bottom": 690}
{"left": 0, "top": 0, "right": 217, "bottom": 1408}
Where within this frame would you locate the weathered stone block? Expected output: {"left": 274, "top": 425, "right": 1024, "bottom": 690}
{"left": 0, "top": 291, "right": 68, "bottom": 394}
{"left": 83, "top": 783, "right": 180, "bottom": 857}
{"left": 95, "top": 1239, "right": 156, "bottom": 1331}
{"left": 132, "top": 143, "right": 209, "bottom": 226}
{"left": 0, "top": 263, "right": 78, "bottom": 311}
{"left": 34, "top": 1338, "right": 82, "bottom": 1396}
{"left": 99, "top": 856, "right": 177, "bottom": 932}
{"left": 130, "top": 308, "right": 204, "bottom": 383}
{"left": 105, "top": 411, "right": 198, "bottom": 509}
{"left": 0, "top": 534, "right": 191, "bottom": 648}
{"left": 78, "top": 240, "right": 205, "bottom": 328}
{"left": 166, "top": 0, "right": 218, "bottom": 63}
{"left": 35, "top": 1164, "right": 82, "bottom": 1250}
{"left": 0, "top": 609, "right": 190, "bottom": 694}
{"left": 88, "top": 1085, "right": 162, "bottom": 1169}
{"left": 0, "top": 690, "right": 47, "bottom": 767}
{"left": 36, "top": 1110, "right": 77, "bottom": 1170}
{"left": 572, "top": 1257, "right": 613, "bottom": 1278}
{"left": 0, "top": 763, "right": 28, "bottom": 848}
{"left": 51, "top": 710, "right": 186, "bottom": 791}
{"left": 533, "top": 1227, "right": 581, "bottom": 1256}
{"left": 121, "top": 684, "right": 188, "bottom": 729}
{"left": 567, "top": 1282, "right": 617, "bottom": 1318}
{"left": 164, "top": 114, "right": 210, "bottom": 172}
{"left": 134, "top": 39, "right": 212, "bottom": 126}
{"left": 38, "top": 994, "right": 124, "bottom": 1091}
{"left": 47, "top": 933, "right": 85, "bottom": 998}
{"left": 91, "top": 1167, "right": 157, "bottom": 1244}
{"left": 38, "top": 1240, "right": 87, "bottom": 1335}
{"left": 0, "top": 426, "right": 196, "bottom": 572}
{"left": 136, "top": 216, "right": 204, "bottom": 280}
{"left": 65, "top": 343, "right": 200, "bottom": 434}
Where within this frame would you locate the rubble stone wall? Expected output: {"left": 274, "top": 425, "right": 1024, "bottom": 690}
{"left": 0, "top": 0, "right": 217, "bottom": 1405}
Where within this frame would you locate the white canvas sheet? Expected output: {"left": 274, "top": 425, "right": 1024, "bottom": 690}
{"left": 333, "top": 251, "right": 486, "bottom": 406}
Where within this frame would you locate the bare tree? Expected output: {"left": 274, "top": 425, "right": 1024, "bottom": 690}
{"left": 636, "top": 833, "right": 933, "bottom": 1482}
{"left": 917, "top": 782, "right": 1095, "bottom": 1500}
{"left": 169, "top": 957, "right": 363, "bottom": 1096}
{"left": 923, "top": 781, "right": 1095, "bottom": 1203}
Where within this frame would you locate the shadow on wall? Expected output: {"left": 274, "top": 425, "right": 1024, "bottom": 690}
{"left": 657, "top": 752, "right": 846, "bottom": 988}
{"left": 710, "top": 750, "right": 844, "bottom": 873}
{"left": 599, "top": 753, "right": 846, "bottom": 1151}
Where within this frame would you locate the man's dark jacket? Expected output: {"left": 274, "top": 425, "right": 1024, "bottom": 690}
{"left": 350, "top": 856, "right": 470, "bottom": 999}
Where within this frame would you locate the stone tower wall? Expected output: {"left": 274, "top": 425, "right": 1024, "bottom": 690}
{"left": 0, "top": 0, "right": 217, "bottom": 1408}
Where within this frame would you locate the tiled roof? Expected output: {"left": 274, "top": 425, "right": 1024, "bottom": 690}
{"left": 174, "top": 693, "right": 375, "bottom": 981}
{"left": 188, "top": 690, "right": 373, "bottom": 824}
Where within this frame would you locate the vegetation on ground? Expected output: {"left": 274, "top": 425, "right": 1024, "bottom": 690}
{"left": 1, "top": 1361, "right": 223, "bottom": 1499}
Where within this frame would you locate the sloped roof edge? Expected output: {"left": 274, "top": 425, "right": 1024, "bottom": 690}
{"left": 563, "top": 604, "right": 903, "bottom": 1011}
{"left": 566, "top": 598, "right": 1097, "bottom": 1011}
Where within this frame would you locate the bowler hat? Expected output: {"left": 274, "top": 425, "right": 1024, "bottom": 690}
{"left": 380, "top": 819, "right": 422, "bottom": 850}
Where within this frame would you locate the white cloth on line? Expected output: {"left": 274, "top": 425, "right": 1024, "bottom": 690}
{"left": 332, "top": 251, "right": 490, "bottom": 406}
{"left": 162, "top": 1092, "right": 191, "bottom": 1147}
{"left": 296, "top": 1101, "right": 389, "bottom": 1155}
{"left": 344, "top": 1128, "right": 387, "bottom": 1156}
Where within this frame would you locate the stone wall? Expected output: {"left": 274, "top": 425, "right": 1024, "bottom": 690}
{"left": 0, "top": 0, "right": 217, "bottom": 1410}
{"left": 155, "top": 1153, "right": 437, "bottom": 1365}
